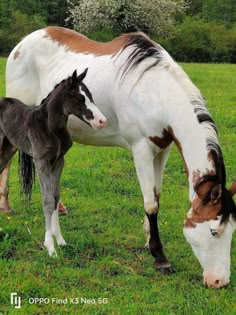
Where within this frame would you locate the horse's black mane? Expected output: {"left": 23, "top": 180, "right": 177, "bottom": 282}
{"left": 194, "top": 138, "right": 236, "bottom": 224}
{"left": 120, "top": 33, "right": 162, "bottom": 79}
{"left": 189, "top": 82, "right": 236, "bottom": 223}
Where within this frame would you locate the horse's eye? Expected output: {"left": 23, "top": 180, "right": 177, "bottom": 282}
{"left": 210, "top": 228, "right": 218, "bottom": 237}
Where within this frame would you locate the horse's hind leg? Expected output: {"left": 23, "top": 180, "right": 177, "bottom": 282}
{"left": 0, "top": 163, "right": 12, "bottom": 212}
{"left": 0, "top": 134, "right": 17, "bottom": 212}
{"left": 51, "top": 156, "right": 66, "bottom": 246}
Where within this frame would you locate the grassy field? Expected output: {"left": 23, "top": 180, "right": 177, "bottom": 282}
{"left": 0, "top": 57, "right": 235, "bottom": 315}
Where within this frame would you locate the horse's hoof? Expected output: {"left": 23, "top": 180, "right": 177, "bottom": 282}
{"left": 0, "top": 207, "right": 13, "bottom": 213}
{"left": 154, "top": 262, "right": 175, "bottom": 274}
{"left": 58, "top": 209, "right": 68, "bottom": 215}
{"left": 58, "top": 202, "right": 68, "bottom": 215}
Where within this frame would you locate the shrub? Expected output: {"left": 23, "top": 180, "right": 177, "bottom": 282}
{"left": 158, "top": 17, "right": 236, "bottom": 63}
{"left": 67, "top": 0, "right": 187, "bottom": 37}
{"left": 0, "top": 10, "right": 46, "bottom": 54}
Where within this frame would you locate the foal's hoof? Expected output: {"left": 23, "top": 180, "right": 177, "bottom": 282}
{"left": 154, "top": 262, "right": 175, "bottom": 274}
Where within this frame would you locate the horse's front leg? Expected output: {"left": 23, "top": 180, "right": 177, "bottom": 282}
{"left": 34, "top": 160, "right": 57, "bottom": 257}
{"left": 144, "top": 146, "right": 172, "bottom": 247}
{"left": 51, "top": 156, "right": 66, "bottom": 246}
{"left": 132, "top": 141, "right": 172, "bottom": 273}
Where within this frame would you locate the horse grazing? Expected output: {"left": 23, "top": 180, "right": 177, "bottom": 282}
{"left": 4, "top": 27, "right": 236, "bottom": 288}
{"left": 0, "top": 68, "right": 106, "bottom": 256}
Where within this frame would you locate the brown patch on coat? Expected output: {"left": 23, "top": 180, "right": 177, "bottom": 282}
{"left": 184, "top": 181, "right": 221, "bottom": 228}
{"left": 13, "top": 45, "right": 21, "bottom": 60}
{"left": 167, "top": 126, "right": 189, "bottom": 178}
{"left": 149, "top": 129, "right": 173, "bottom": 149}
{"left": 149, "top": 126, "right": 189, "bottom": 178}
{"left": 44, "top": 26, "right": 130, "bottom": 57}
{"left": 192, "top": 169, "right": 201, "bottom": 186}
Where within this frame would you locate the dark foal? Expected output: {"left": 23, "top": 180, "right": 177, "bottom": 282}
{"left": 0, "top": 68, "right": 106, "bottom": 256}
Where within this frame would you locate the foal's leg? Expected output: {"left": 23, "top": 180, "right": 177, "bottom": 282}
{"left": 34, "top": 160, "right": 56, "bottom": 256}
{"left": 132, "top": 141, "right": 172, "bottom": 273}
{"left": 51, "top": 156, "right": 66, "bottom": 246}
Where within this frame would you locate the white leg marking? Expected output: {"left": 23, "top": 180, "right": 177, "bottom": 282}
{"left": 51, "top": 210, "right": 67, "bottom": 246}
{"left": 44, "top": 230, "right": 57, "bottom": 257}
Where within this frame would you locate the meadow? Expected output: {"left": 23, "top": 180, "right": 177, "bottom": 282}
{"left": 0, "top": 58, "right": 235, "bottom": 315}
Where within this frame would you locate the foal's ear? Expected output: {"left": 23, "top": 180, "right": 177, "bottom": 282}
{"left": 229, "top": 181, "right": 236, "bottom": 196}
{"left": 71, "top": 70, "right": 78, "bottom": 85}
{"left": 77, "top": 68, "right": 88, "bottom": 82}
{"left": 211, "top": 184, "right": 222, "bottom": 204}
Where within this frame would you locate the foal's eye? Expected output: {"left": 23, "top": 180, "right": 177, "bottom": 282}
{"left": 210, "top": 228, "right": 218, "bottom": 237}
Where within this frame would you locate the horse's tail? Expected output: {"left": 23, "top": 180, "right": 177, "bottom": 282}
{"left": 18, "top": 151, "right": 35, "bottom": 200}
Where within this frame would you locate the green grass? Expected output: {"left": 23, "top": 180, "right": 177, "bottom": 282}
{"left": 0, "top": 58, "right": 236, "bottom": 315}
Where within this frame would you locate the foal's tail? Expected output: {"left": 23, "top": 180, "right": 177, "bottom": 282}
{"left": 18, "top": 151, "right": 35, "bottom": 200}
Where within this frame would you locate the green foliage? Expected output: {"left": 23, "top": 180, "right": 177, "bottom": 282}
{"left": 158, "top": 17, "right": 236, "bottom": 62}
{"left": 0, "top": 0, "right": 235, "bottom": 63}
{"left": 0, "top": 58, "right": 236, "bottom": 313}
{"left": 0, "top": 10, "right": 46, "bottom": 53}
{"left": 0, "top": 0, "right": 68, "bottom": 54}
{"left": 202, "top": 0, "right": 236, "bottom": 26}
{"left": 68, "top": 0, "right": 187, "bottom": 36}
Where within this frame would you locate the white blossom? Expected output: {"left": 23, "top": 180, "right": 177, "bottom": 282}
{"left": 67, "top": 0, "right": 187, "bottom": 37}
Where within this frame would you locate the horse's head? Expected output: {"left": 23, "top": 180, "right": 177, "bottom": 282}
{"left": 183, "top": 180, "right": 236, "bottom": 288}
{"left": 64, "top": 69, "right": 106, "bottom": 130}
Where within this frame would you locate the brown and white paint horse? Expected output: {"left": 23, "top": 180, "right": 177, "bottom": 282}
{"left": 3, "top": 27, "right": 236, "bottom": 288}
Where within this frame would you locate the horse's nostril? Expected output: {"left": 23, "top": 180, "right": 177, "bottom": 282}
{"left": 215, "top": 280, "right": 220, "bottom": 285}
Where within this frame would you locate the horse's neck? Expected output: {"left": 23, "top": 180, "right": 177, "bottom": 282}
{"left": 168, "top": 104, "right": 218, "bottom": 200}
{"left": 142, "top": 63, "right": 221, "bottom": 202}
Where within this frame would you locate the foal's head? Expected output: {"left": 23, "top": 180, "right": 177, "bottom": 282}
{"left": 64, "top": 69, "right": 106, "bottom": 130}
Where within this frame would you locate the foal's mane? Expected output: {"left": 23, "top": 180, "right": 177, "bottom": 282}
{"left": 39, "top": 77, "right": 67, "bottom": 107}
{"left": 39, "top": 72, "right": 93, "bottom": 107}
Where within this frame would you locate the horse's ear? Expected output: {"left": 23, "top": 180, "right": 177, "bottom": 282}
{"left": 77, "top": 68, "right": 88, "bottom": 82}
{"left": 229, "top": 181, "right": 236, "bottom": 196}
{"left": 211, "top": 184, "right": 222, "bottom": 204}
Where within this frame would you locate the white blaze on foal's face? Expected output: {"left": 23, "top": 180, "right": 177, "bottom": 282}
{"left": 82, "top": 94, "right": 107, "bottom": 130}
{"left": 183, "top": 216, "right": 235, "bottom": 288}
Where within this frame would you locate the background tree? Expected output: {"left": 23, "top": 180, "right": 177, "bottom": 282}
{"left": 0, "top": 0, "right": 235, "bottom": 62}
{"left": 0, "top": 0, "right": 68, "bottom": 53}
{"left": 201, "top": 0, "right": 236, "bottom": 26}
{"left": 68, "top": 0, "right": 187, "bottom": 37}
